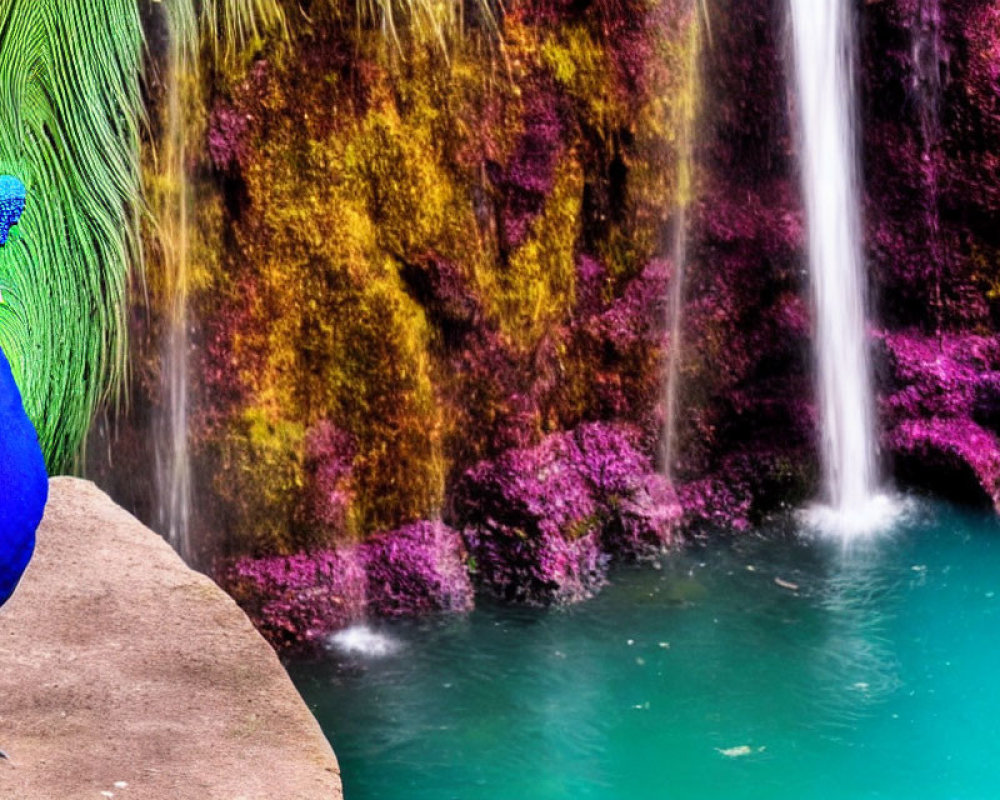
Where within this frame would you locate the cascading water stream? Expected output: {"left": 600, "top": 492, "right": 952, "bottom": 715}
{"left": 661, "top": 201, "right": 688, "bottom": 479}
{"left": 661, "top": 7, "right": 702, "bottom": 480}
{"left": 155, "top": 1, "right": 196, "bottom": 562}
{"left": 789, "top": 0, "right": 888, "bottom": 535}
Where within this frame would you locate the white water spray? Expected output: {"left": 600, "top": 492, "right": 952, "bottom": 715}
{"left": 789, "top": 0, "right": 891, "bottom": 536}
{"left": 327, "top": 625, "right": 401, "bottom": 658}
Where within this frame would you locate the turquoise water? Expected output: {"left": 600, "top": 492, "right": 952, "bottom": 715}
{"left": 289, "top": 501, "right": 1000, "bottom": 799}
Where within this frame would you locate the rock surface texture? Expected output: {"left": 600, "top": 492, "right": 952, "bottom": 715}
{"left": 0, "top": 477, "right": 342, "bottom": 800}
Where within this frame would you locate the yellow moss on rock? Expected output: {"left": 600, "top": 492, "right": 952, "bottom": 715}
{"left": 175, "top": 2, "right": 695, "bottom": 554}
{"left": 342, "top": 103, "right": 476, "bottom": 260}
{"left": 478, "top": 156, "right": 584, "bottom": 351}
{"left": 214, "top": 408, "right": 307, "bottom": 555}
{"left": 599, "top": 6, "right": 701, "bottom": 281}
{"left": 223, "top": 51, "right": 461, "bottom": 539}
{"left": 540, "top": 24, "right": 618, "bottom": 134}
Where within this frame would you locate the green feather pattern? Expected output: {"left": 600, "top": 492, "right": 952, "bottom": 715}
{"left": 0, "top": 0, "right": 144, "bottom": 472}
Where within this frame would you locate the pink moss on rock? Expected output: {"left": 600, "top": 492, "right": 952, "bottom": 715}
{"left": 220, "top": 521, "right": 474, "bottom": 649}
{"left": 220, "top": 549, "right": 367, "bottom": 650}
{"left": 454, "top": 422, "right": 681, "bottom": 604}
{"left": 398, "top": 252, "right": 483, "bottom": 340}
{"left": 887, "top": 418, "right": 1000, "bottom": 508}
{"left": 861, "top": 0, "right": 1000, "bottom": 329}
{"left": 488, "top": 87, "right": 565, "bottom": 258}
{"left": 587, "top": 260, "right": 669, "bottom": 350}
{"left": 878, "top": 330, "right": 1000, "bottom": 509}
{"left": 362, "top": 521, "right": 475, "bottom": 617}
{"left": 207, "top": 105, "right": 250, "bottom": 173}
{"left": 302, "top": 421, "right": 356, "bottom": 536}
{"left": 568, "top": 256, "right": 668, "bottom": 428}
{"left": 676, "top": 477, "right": 753, "bottom": 534}
{"left": 462, "top": 525, "right": 607, "bottom": 606}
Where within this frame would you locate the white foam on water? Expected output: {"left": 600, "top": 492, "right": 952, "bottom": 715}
{"left": 801, "top": 492, "right": 912, "bottom": 542}
{"left": 327, "top": 625, "right": 401, "bottom": 658}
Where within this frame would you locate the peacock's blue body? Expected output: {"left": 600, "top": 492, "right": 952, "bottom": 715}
{"left": 0, "top": 175, "right": 45, "bottom": 607}
{"left": 0, "top": 344, "right": 46, "bottom": 606}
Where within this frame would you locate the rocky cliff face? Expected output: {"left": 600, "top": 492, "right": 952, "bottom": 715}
{"left": 88, "top": 0, "right": 1000, "bottom": 645}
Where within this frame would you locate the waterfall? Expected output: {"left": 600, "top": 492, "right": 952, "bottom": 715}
{"left": 789, "top": 0, "right": 888, "bottom": 535}
{"left": 661, "top": 200, "right": 689, "bottom": 479}
{"left": 155, "top": 1, "right": 196, "bottom": 562}
{"left": 661, "top": 7, "right": 702, "bottom": 480}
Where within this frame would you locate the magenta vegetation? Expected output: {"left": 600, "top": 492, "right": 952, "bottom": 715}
{"left": 222, "top": 549, "right": 367, "bottom": 649}
{"left": 455, "top": 422, "right": 681, "bottom": 604}
{"left": 363, "top": 522, "right": 475, "bottom": 618}
{"left": 222, "top": 520, "right": 474, "bottom": 649}
{"left": 878, "top": 331, "right": 1000, "bottom": 508}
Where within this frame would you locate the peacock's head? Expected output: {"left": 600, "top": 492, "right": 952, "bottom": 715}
{"left": 0, "top": 175, "right": 26, "bottom": 247}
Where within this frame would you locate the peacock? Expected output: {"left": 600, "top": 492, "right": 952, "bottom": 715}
{"left": 0, "top": 175, "right": 46, "bottom": 608}
{"left": 0, "top": 0, "right": 145, "bottom": 615}
{"left": 0, "top": 345, "right": 44, "bottom": 605}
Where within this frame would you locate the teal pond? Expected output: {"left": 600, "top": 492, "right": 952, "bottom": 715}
{"left": 288, "top": 500, "right": 1000, "bottom": 799}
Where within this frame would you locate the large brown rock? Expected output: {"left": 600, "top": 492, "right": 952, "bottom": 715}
{"left": 0, "top": 477, "right": 342, "bottom": 799}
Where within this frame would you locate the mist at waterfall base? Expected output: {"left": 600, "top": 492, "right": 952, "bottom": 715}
{"left": 290, "top": 500, "right": 1000, "bottom": 799}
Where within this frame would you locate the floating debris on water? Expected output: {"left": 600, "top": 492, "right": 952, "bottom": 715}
{"left": 716, "top": 745, "right": 766, "bottom": 758}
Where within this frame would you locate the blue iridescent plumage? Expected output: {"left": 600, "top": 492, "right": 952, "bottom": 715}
{"left": 0, "top": 346, "right": 46, "bottom": 605}
{"left": 0, "top": 175, "right": 45, "bottom": 607}
{"left": 0, "top": 175, "right": 25, "bottom": 246}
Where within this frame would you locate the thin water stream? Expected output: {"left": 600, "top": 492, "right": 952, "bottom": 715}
{"left": 155, "top": 1, "right": 195, "bottom": 562}
{"left": 911, "top": 0, "right": 946, "bottom": 338}
{"left": 661, "top": 8, "right": 701, "bottom": 479}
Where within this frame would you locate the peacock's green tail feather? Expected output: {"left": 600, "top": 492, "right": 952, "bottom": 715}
{"left": 0, "top": 0, "right": 145, "bottom": 473}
